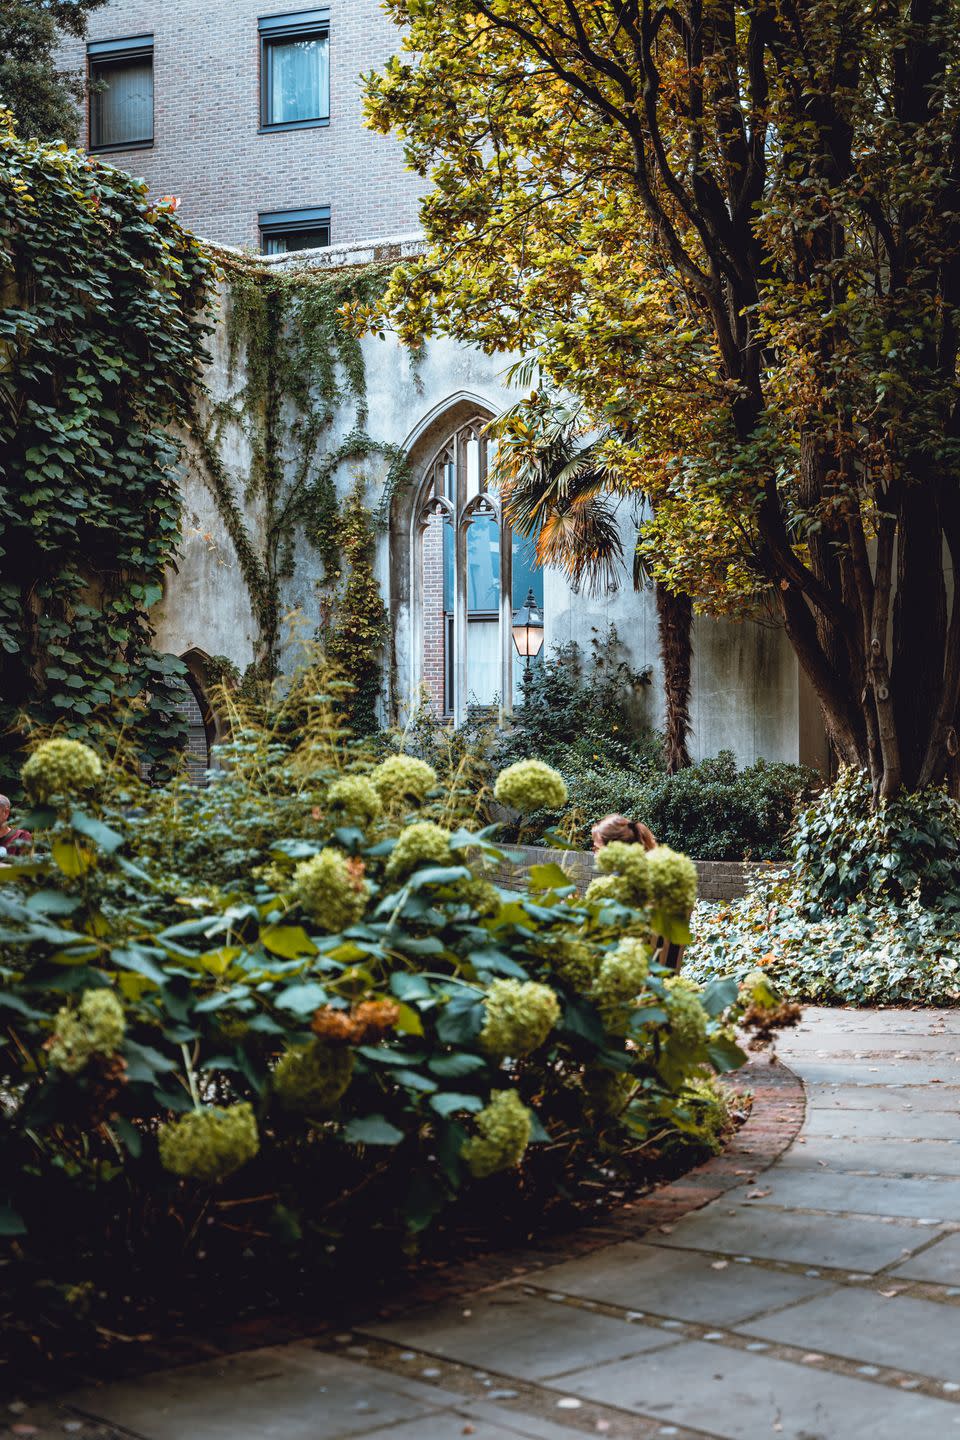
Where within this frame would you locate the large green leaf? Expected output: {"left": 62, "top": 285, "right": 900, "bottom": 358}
{"left": 701, "top": 975, "right": 739, "bottom": 1017}
{"left": 343, "top": 1114, "right": 404, "bottom": 1146}
{"left": 707, "top": 1035, "right": 748, "bottom": 1073}
{"left": 429, "top": 1091, "right": 484, "bottom": 1116}
{"left": 274, "top": 981, "right": 327, "bottom": 1015}
{"left": 261, "top": 925, "right": 317, "bottom": 959}
{"left": 70, "top": 809, "right": 124, "bottom": 854}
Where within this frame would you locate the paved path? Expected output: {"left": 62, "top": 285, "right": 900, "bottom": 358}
{"left": 11, "top": 1008, "right": 960, "bottom": 1440}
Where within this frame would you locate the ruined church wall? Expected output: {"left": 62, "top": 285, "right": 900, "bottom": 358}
{"left": 151, "top": 253, "right": 815, "bottom": 769}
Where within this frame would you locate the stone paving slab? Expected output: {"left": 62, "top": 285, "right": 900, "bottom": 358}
{"left": 650, "top": 1200, "right": 940, "bottom": 1271}
{"left": 525, "top": 1242, "right": 827, "bottom": 1325}
{"left": 736, "top": 1285, "right": 960, "bottom": 1378}
{"left": 69, "top": 1347, "right": 453, "bottom": 1440}
{"left": 797, "top": 1060, "right": 960, "bottom": 1086}
{"left": 365, "top": 1293, "right": 676, "bottom": 1378}
{"left": 803, "top": 1105, "right": 960, "bottom": 1138}
{"left": 554, "top": 1338, "right": 960, "bottom": 1439}
{"left": 739, "top": 1167, "right": 960, "bottom": 1220}
{"left": 776, "top": 1135, "right": 960, "bottom": 1175}
{"left": 889, "top": 1231, "right": 960, "bottom": 1285}
{"left": 804, "top": 1081, "right": 960, "bottom": 1110}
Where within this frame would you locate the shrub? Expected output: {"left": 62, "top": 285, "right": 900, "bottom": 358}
{"left": 505, "top": 751, "right": 818, "bottom": 859}
{"left": 0, "top": 668, "right": 787, "bottom": 1362}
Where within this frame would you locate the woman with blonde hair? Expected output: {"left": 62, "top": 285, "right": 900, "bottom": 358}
{"left": 590, "top": 813, "right": 685, "bottom": 970}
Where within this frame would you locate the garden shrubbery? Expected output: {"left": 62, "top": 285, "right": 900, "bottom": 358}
{"left": 686, "top": 768, "right": 960, "bottom": 1005}
{"left": 0, "top": 662, "right": 785, "bottom": 1373}
{"left": 471, "top": 635, "right": 817, "bottom": 858}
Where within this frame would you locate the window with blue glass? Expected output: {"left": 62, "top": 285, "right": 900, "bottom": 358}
{"left": 259, "top": 10, "right": 330, "bottom": 131}
{"left": 418, "top": 419, "right": 544, "bottom": 723}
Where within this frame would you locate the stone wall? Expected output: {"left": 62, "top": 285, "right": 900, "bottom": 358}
{"left": 144, "top": 236, "right": 822, "bottom": 770}
{"left": 487, "top": 843, "right": 779, "bottom": 902}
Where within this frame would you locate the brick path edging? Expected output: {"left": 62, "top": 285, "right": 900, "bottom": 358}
{"left": 127, "top": 1054, "right": 804, "bottom": 1377}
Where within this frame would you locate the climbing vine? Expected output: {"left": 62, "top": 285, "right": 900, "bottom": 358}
{"left": 324, "top": 479, "right": 390, "bottom": 732}
{"left": 0, "top": 115, "right": 213, "bottom": 784}
{"left": 189, "top": 260, "right": 408, "bottom": 676}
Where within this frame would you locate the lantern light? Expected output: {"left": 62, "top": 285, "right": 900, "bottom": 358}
{"left": 511, "top": 588, "right": 544, "bottom": 667}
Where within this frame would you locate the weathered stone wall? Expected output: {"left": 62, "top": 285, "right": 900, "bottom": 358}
{"left": 147, "top": 237, "right": 822, "bottom": 770}
{"left": 487, "top": 844, "right": 778, "bottom": 901}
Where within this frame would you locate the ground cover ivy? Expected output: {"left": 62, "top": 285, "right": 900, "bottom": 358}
{"left": 0, "top": 116, "right": 213, "bottom": 785}
{"left": 685, "top": 769, "right": 960, "bottom": 1005}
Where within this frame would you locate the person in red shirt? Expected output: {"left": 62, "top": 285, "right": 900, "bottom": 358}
{"left": 0, "top": 795, "right": 32, "bottom": 858}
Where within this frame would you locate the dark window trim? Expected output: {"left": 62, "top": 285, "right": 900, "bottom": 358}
{"left": 259, "top": 10, "right": 330, "bottom": 130}
{"left": 87, "top": 35, "right": 154, "bottom": 154}
{"left": 88, "top": 33, "right": 153, "bottom": 59}
{"left": 259, "top": 205, "right": 331, "bottom": 254}
{"left": 258, "top": 8, "right": 329, "bottom": 36}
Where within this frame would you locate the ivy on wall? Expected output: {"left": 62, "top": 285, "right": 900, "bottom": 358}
{"left": 190, "top": 260, "right": 407, "bottom": 679}
{"left": 324, "top": 479, "right": 390, "bottom": 732}
{"left": 0, "top": 117, "right": 213, "bottom": 784}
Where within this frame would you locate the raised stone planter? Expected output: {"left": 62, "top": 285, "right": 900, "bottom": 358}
{"left": 491, "top": 843, "right": 780, "bottom": 902}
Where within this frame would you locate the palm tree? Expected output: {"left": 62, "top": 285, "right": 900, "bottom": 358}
{"left": 492, "top": 393, "right": 693, "bottom": 771}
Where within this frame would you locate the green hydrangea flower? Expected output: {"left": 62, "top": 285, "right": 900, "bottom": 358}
{"left": 158, "top": 1103, "right": 259, "bottom": 1183}
{"left": 493, "top": 760, "right": 568, "bottom": 813}
{"left": 461, "top": 1088, "right": 533, "bottom": 1178}
{"left": 591, "top": 937, "right": 650, "bottom": 1026}
{"left": 664, "top": 975, "right": 708, "bottom": 1052}
{"left": 48, "top": 988, "right": 125, "bottom": 1074}
{"left": 583, "top": 874, "right": 631, "bottom": 906}
{"left": 371, "top": 755, "right": 437, "bottom": 807}
{"left": 547, "top": 936, "right": 597, "bottom": 992}
{"left": 478, "top": 978, "right": 560, "bottom": 1058}
{"left": 595, "top": 841, "right": 651, "bottom": 905}
{"left": 327, "top": 775, "right": 382, "bottom": 829}
{"left": 272, "top": 1040, "right": 354, "bottom": 1114}
{"left": 22, "top": 738, "right": 103, "bottom": 805}
{"left": 385, "top": 821, "right": 451, "bottom": 880}
{"left": 292, "top": 849, "right": 369, "bottom": 932}
{"left": 647, "top": 846, "right": 698, "bottom": 920}
{"left": 446, "top": 875, "right": 502, "bottom": 918}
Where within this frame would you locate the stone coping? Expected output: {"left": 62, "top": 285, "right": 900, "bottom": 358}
{"left": 492, "top": 844, "right": 784, "bottom": 902}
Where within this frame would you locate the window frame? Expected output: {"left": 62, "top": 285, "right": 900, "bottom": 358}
{"left": 87, "top": 34, "right": 155, "bottom": 153}
{"left": 258, "top": 9, "right": 330, "bottom": 133}
{"left": 258, "top": 206, "right": 331, "bottom": 254}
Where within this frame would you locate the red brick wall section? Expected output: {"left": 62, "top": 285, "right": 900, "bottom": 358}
{"left": 55, "top": 0, "right": 427, "bottom": 249}
{"left": 421, "top": 516, "right": 446, "bottom": 715}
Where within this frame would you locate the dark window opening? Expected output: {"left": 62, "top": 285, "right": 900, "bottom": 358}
{"left": 259, "top": 10, "right": 330, "bottom": 130}
{"left": 259, "top": 205, "right": 331, "bottom": 254}
{"left": 88, "top": 36, "right": 154, "bottom": 151}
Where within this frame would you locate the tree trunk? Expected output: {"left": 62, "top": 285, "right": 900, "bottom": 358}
{"left": 655, "top": 582, "right": 693, "bottom": 773}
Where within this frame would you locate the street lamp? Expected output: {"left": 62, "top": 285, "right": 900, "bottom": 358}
{"left": 511, "top": 588, "right": 544, "bottom": 670}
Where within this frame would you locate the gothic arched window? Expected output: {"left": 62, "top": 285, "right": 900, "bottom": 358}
{"left": 413, "top": 418, "right": 543, "bottom": 725}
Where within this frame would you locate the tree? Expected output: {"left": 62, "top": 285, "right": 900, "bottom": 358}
{"left": 0, "top": 0, "right": 105, "bottom": 144}
{"left": 493, "top": 393, "right": 693, "bottom": 770}
{"left": 366, "top": 0, "right": 960, "bottom": 797}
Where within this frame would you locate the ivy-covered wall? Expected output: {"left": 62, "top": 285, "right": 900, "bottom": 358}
{"left": 0, "top": 118, "right": 213, "bottom": 785}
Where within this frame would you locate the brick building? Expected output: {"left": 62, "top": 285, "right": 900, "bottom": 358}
{"left": 57, "top": 0, "right": 425, "bottom": 249}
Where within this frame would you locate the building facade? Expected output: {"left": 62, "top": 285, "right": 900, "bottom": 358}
{"left": 59, "top": 2, "right": 827, "bottom": 774}
{"left": 58, "top": 0, "right": 424, "bottom": 249}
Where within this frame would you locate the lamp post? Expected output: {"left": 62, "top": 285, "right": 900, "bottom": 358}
{"left": 511, "top": 588, "right": 544, "bottom": 672}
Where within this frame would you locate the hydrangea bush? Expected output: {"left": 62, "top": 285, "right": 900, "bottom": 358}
{"left": 0, "top": 690, "right": 785, "bottom": 1359}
